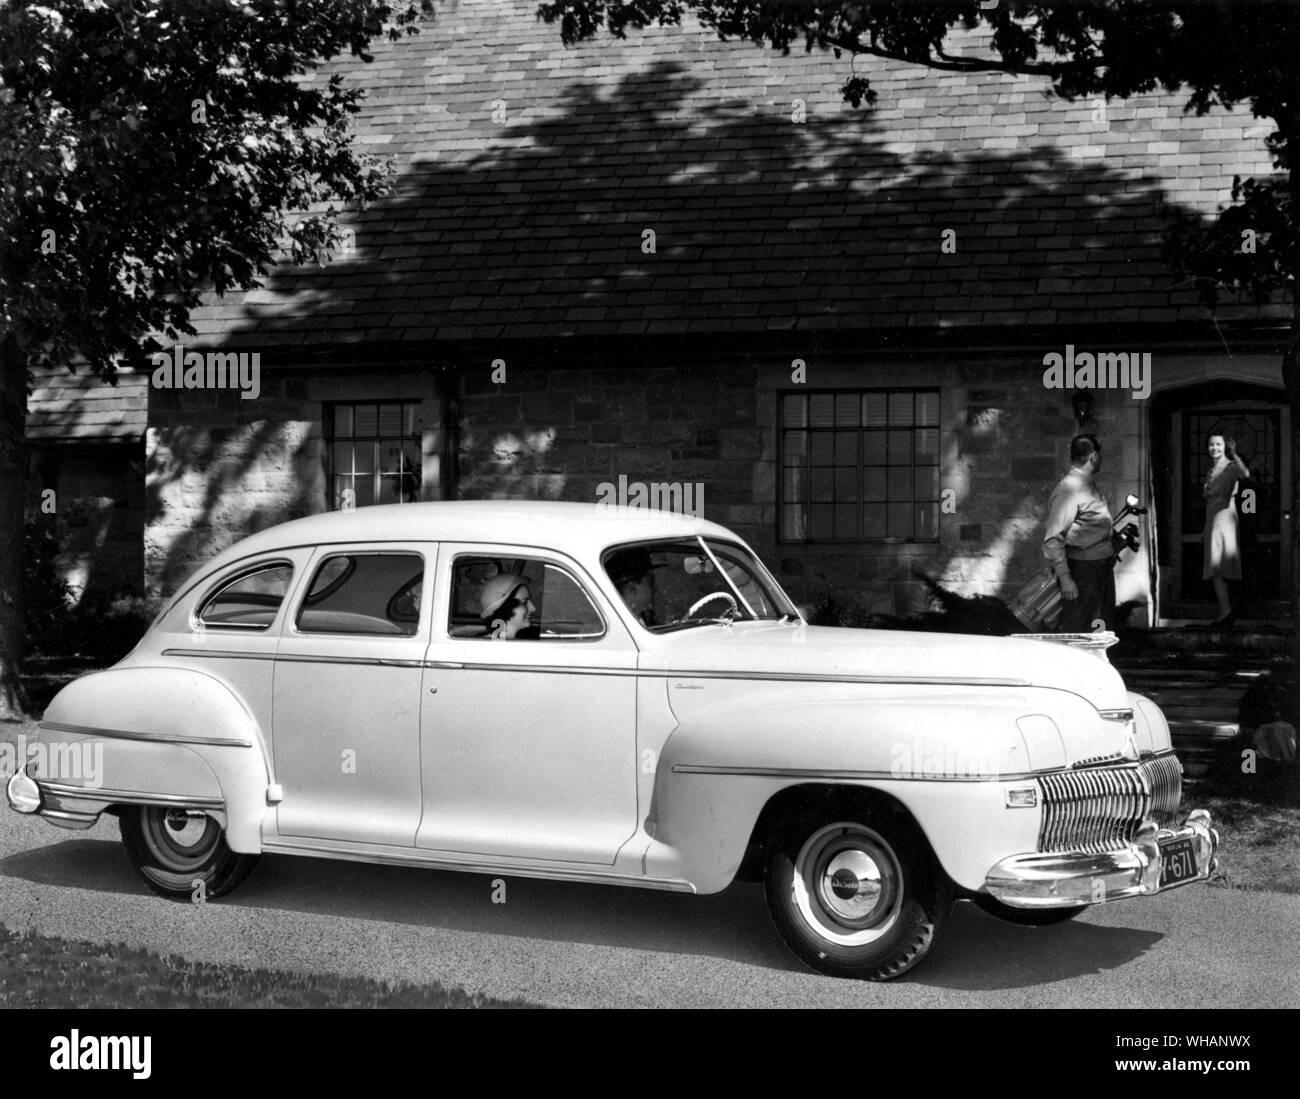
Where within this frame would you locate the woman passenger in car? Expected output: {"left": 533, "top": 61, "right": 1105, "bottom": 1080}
{"left": 479, "top": 573, "right": 540, "bottom": 639}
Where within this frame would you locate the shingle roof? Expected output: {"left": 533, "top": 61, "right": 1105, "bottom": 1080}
{"left": 186, "top": 0, "right": 1286, "bottom": 350}
{"left": 27, "top": 366, "right": 147, "bottom": 443}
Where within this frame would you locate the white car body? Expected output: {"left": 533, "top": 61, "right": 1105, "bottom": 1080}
{"left": 8, "top": 501, "right": 1219, "bottom": 979}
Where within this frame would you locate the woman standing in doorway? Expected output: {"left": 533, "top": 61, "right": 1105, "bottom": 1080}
{"left": 1202, "top": 433, "right": 1251, "bottom": 626}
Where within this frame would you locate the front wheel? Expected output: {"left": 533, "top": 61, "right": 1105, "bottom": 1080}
{"left": 120, "top": 806, "right": 259, "bottom": 901}
{"left": 764, "top": 816, "right": 952, "bottom": 980}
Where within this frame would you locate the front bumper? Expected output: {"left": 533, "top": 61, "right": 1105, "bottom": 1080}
{"left": 984, "top": 810, "right": 1219, "bottom": 908}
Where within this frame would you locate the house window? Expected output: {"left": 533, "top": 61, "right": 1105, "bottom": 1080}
{"left": 780, "top": 390, "right": 940, "bottom": 542}
{"left": 326, "top": 402, "right": 422, "bottom": 510}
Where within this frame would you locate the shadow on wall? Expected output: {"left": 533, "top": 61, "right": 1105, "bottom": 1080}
{"left": 185, "top": 52, "right": 1201, "bottom": 617}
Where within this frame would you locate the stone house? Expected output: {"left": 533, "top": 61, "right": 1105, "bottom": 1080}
{"left": 28, "top": 0, "right": 1292, "bottom": 625}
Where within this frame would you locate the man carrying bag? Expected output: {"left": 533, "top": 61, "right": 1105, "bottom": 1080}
{"left": 1041, "top": 433, "right": 1116, "bottom": 632}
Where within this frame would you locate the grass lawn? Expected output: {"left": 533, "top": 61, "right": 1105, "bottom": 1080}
{"left": 0, "top": 923, "right": 537, "bottom": 1008}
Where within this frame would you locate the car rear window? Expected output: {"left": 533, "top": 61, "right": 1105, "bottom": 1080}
{"left": 296, "top": 552, "right": 424, "bottom": 637}
{"left": 197, "top": 563, "right": 295, "bottom": 630}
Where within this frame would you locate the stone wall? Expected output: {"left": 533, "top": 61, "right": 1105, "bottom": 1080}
{"left": 145, "top": 367, "right": 444, "bottom": 595}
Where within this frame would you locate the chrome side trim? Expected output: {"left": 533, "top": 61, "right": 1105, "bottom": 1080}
{"left": 670, "top": 764, "right": 1036, "bottom": 783}
{"left": 161, "top": 648, "right": 275, "bottom": 661}
{"left": 40, "top": 782, "right": 226, "bottom": 810}
{"left": 38, "top": 721, "right": 252, "bottom": 749}
{"left": 161, "top": 647, "right": 1029, "bottom": 687}
{"left": 261, "top": 840, "right": 696, "bottom": 892}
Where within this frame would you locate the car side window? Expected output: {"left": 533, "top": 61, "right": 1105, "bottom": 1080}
{"left": 296, "top": 552, "right": 424, "bottom": 637}
{"left": 197, "top": 563, "right": 295, "bottom": 630}
{"left": 448, "top": 555, "right": 604, "bottom": 640}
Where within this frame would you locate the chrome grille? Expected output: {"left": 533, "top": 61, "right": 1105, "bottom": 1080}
{"left": 1038, "top": 753, "right": 1183, "bottom": 854}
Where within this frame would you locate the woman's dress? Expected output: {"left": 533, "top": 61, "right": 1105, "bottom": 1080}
{"left": 1202, "top": 461, "right": 1242, "bottom": 581}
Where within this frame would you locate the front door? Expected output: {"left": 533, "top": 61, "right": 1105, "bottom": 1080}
{"left": 416, "top": 545, "right": 640, "bottom": 864}
{"left": 1173, "top": 404, "right": 1290, "bottom": 615}
{"left": 272, "top": 543, "right": 434, "bottom": 846}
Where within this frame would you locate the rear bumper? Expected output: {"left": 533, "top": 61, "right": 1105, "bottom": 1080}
{"left": 984, "top": 810, "right": 1219, "bottom": 908}
{"left": 6, "top": 770, "right": 100, "bottom": 829}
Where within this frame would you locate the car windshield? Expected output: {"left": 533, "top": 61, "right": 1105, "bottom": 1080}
{"left": 602, "top": 537, "right": 798, "bottom": 631}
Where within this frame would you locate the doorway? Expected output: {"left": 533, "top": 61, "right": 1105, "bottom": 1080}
{"left": 1151, "top": 381, "right": 1291, "bottom": 621}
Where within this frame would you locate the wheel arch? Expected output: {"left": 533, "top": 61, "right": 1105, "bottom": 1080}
{"left": 734, "top": 782, "right": 947, "bottom": 885}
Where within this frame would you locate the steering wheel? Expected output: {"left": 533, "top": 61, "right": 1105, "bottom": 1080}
{"left": 686, "top": 591, "right": 739, "bottom": 619}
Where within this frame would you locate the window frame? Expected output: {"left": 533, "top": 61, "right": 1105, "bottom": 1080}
{"left": 777, "top": 386, "right": 942, "bottom": 545}
{"left": 291, "top": 549, "right": 428, "bottom": 639}
{"left": 444, "top": 550, "right": 609, "bottom": 643}
{"left": 193, "top": 559, "right": 297, "bottom": 633}
{"left": 324, "top": 399, "right": 423, "bottom": 512}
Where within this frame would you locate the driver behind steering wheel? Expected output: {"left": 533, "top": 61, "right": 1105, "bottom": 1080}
{"left": 606, "top": 548, "right": 663, "bottom": 628}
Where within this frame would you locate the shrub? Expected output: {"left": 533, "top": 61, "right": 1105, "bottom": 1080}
{"left": 23, "top": 515, "right": 76, "bottom": 655}
{"left": 808, "top": 571, "right": 1025, "bottom": 635}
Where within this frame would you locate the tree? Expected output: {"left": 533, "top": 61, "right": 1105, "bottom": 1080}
{"left": 540, "top": 0, "right": 1300, "bottom": 653}
{"left": 0, "top": 0, "right": 433, "bottom": 717}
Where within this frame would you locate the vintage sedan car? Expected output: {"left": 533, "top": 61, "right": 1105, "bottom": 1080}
{"left": 7, "top": 501, "right": 1219, "bottom": 980}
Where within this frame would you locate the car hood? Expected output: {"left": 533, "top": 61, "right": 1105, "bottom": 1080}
{"left": 648, "top": 622, "right": 1128, "bottom": 709}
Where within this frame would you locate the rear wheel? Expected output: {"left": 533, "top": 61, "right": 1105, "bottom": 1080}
{"left": 764, "top": 815, "right": 952, "bottom": 980}
{"left": 120, "top": 806, "right": 259, "bottom": 900}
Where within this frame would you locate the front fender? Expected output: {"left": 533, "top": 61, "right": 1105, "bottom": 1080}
{"left": 36, "top": 666, "right": 270, "bottom": 852}
{"left": 646, "top": 690, "right": 1044, "bottom": 893}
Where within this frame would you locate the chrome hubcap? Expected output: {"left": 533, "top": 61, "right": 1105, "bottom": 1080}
{"left": 792, "top": 823, "right": 904, "bottom": 946}
{"left": 163, "top": 809, "right": 211, "bottom": 849}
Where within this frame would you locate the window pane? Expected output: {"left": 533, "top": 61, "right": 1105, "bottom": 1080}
{"left": 810, "top": 394, "right": 835, "bottom": 428}
{"left": 333, "top": 477, "right": 356, "bottom": 510}
{"left": 834, "top": 467, "right": 857, "bottom": 499}
{"left": 834, "top": 504, "right": 857, "bottom": 539}
{"left": 916, "top": 502, "right": 938, "bottom": 540}
{"left": 888, "top": 430, "right": 911, "bottom": 463}
{"left": 810, "top": 432, "right": 834, "bottom": 464}
{"left": 379, "top": 403, "right": 404, "bottom": 437}
{"left": 863, "top": 431, "right": 886, "bottom": 464}
{"left": 888, "top": 467, "right": 911, "bottom": 500}
{"left": 334, "top": 406, "right": 353, "bottom": 437}
{"left": 888, "top": 502, "right": 912, "bottom": 538}
{"left": 782, "top": 395, "right": 808, "bottom": 428}
{"left": 862, "top": 502, "right": 886, "bottom": 537}
{"left": 811, "top": 468, "right": 835, "bottom": 502}
{"left": 782, "top": 505, "right": 806, "bottom": 540}
{"left": 888, "top": 392, "right": 913, "bottom": 424}
{"left": 352, "top": 477, "right": 375, "bottom": 508}
{"left": 863, "top": 393, "right": 888, "bottom": 426}
{"left": 332, "top": 442, "right": 354, "bottom": 476}
{"left": 915, "top": 427, "right": 939, "bottom": 461}
{"left": 783, "top": 430, "right": 808, "bottom": 459}
{"left": 835, "top": 393, "right": 859, "bottom": 427}
{"left": 298, "top": 553, "right": 423, "bottom": 636}
{"left": 915, "top": 391, "right": 939, "bottom": 425}
{"left": 916, "top": 466, "right": 940, "bottom": 500}
{"left": 540, "top": 564, "right": 604, "bottom": 638}
{"left": 834, "top": 431, "right": 858, "bottom": 465}
{"left": 784, "top": 467, "right": 808, "bottom": 501}
{"left": 810, "top": 504, "right": 835, "bottom": 539}
{"left": 863, "top": 466, "right": 886, "bottom": 500}
{"left": 352, "top": 442, "right": 375, "bottom": 476}
{"left": 199, "top": 564, "right": 294, "bottom": 630}
{"left": 400, "top": 441, "right": 422, "bottom": 502}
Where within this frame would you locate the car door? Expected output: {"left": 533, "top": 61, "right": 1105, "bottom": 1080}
{"left": 271, "top": 542, "right": 434, "bottom": 847}
{"left": 417, "top": 545, "right": 639, "bottom": 864}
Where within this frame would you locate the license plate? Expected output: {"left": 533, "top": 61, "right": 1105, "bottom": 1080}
{"left": 1158, "top": 837, "right": 1198, "bottom": 887}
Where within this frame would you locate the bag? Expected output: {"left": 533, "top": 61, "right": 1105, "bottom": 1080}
{"left": 1008, "top": 567, "right": 1063, "bottom": 632}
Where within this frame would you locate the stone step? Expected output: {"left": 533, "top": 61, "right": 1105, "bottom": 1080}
{"left": 1113, "top": 629, "right": 1291, "bottom": 655}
